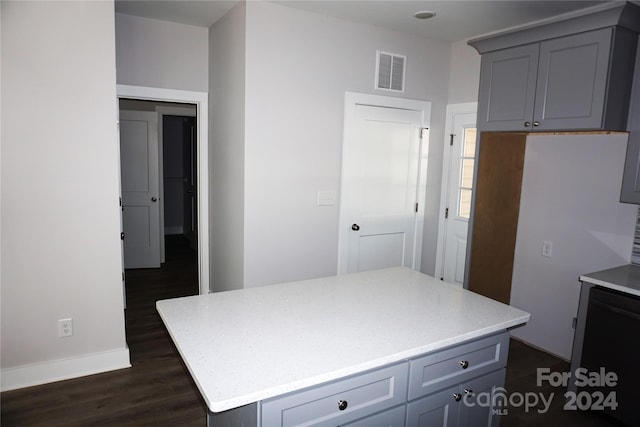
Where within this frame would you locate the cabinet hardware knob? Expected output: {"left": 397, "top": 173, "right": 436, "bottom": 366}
{"left": 524, "top": 121, "right": 531, "bottom": 127}
{"left": 151, "top": 197, "right": 158, "bottom": 202}
{"left": 533, "top": 121, "right": 540, "bottom": 127}
{"left": 464, "top": 388, "right": 474, "bottom": 395}
{"left": 459, "top": 360, "right": 469, "bottom": 369}
{"left": 351, "top": 224, "right": 360, "bottom": 231}
{"left": 338, "top": 400, "right": 348, "bottom": 411}
{"left": 453, "top": 393, "right": 462, "bottom": 402}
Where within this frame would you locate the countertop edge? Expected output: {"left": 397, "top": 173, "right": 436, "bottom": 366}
{"left": 579, "top": 274, "right": 640, "bottom": 297}
{"left": 205, "top": 314, "right": 530, "bottom": 413}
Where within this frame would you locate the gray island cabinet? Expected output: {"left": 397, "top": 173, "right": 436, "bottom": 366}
{"left": 469, "top": 2, "right": 640, "bottom": 133}
{"left": 156, "top": 267, "right": 529, "bottom": 427}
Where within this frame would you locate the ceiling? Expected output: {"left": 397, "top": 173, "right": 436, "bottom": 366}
{"left": 114, "top": 0, "right": 613, "bottom": 42}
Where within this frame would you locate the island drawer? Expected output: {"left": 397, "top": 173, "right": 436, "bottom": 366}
{"left": 260, "top": 362, "right": 408, "bottom": 427}
{"left": 408, "top": 332, "right": 509, "bottom": 400}
{"left": 342, "top": 405, "right": 406, "bottom": 427}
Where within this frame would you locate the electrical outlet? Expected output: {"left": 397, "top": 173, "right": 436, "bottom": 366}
{"left": 542, "top": 241, "right": 553, "bottom": 258}
{"left": 58, "top": 318, "right": 73, "bottom": 337}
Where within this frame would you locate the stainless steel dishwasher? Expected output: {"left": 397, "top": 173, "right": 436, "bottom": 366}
{"left": 580, "top": 286, "right": 640, "bottom": 427}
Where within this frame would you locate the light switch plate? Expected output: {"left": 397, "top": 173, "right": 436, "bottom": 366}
{"left": 317, "top": 190, "right": 336, "bottom": 206}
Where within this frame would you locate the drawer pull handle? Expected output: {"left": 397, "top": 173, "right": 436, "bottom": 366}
{"left": 459, "top": 360, "right": 469, "bottom": 369}
{"left": 453, "top": 393, "right": 462, "bottom": 402}
{"left": 338, "top": 400, "right": 348, "bottom": 411}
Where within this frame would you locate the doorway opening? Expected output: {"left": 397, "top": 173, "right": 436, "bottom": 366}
{"left": 118, "top": 99, "right": 200, "bottom": 311}
{"left": 116, "top": 84, "right": 209, "bottom": 298}
{"left": 435, "top": 102, "right": 477, "bottom": 288}
{"left": 119, "top": 99, "right": 198, "bottom": 264}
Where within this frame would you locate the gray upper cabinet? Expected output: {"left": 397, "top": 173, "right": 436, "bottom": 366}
{"left": 477, "top": 43, "right": 539, "bottom": 131}
{"left": 477, "top": 27, "right": 637, "bottom": 132}
{"left": 620, "top": 41, "right": 640, "bottom": 204}
{"left": 470, "top": 2, "right": 640, "bottom": 133}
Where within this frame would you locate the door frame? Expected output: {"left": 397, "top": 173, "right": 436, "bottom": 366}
{"left": 337, "top": 91, "right": 431, "bottom": 274}
{"left": 117, "top": 85, "right": 209, "bottom": 296}
{"left": 434, "top": 102, "right": 477, "bottom": 284}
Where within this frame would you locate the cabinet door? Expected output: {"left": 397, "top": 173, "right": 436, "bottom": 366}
{"left": 406, "top": 385, "right": 459, "bottom": 427}
{"left": 477, "top": 43, "right": 539, "bottom": 131}
{"left": 533, "top": 28, "right": 612, "bottom": 131}
{"left": 458, "top": 369, "right": 506, "bottom": 427}
{"left": 341, "top": 405, "right": 406, "bottom": 427}
{"left": 620, "top": 40, "right": 640, "bottom": 204}
{"left": 621, "top": 132, "right": 640, "bottom": 203}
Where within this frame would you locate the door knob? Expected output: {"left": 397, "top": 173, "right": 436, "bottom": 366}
{"left": 151, "top": 197, "right": 157, "bottom": 202}
{"left": 351, "top": 224, "right": 360, "bottom": 231}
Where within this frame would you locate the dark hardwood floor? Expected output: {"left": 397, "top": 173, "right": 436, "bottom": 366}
{"left": 502, "top": 339, "right": 625, "bottom": 427}
{"left": 1, "top": 243, "right": 627, "bottom": 426}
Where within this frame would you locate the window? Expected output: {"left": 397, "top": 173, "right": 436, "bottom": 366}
{"left": 458, "top": 127, "right": 477, "bottom": 219}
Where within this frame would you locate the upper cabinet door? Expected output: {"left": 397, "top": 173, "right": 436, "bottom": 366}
{"left": 477, "top": 44, "right": 539, "bottom": 131}
{"left": 534, "top": 29, "right": 612, "bottom": 131}
{"left": 476, "top": 27, "right": 637, "bottom": 133}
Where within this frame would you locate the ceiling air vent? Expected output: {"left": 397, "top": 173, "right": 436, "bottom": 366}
{"left": 375, "top": 51, "right": 406, "bottom": 92}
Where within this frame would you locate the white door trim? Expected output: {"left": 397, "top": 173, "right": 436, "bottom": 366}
{"left": 117, "top": 85, "right": 209, "bottom": 296}
{"left": 338, "top": 91, "right": 431, "bottom": 274}
{"left": 434, "top": 102, "right": 477, "bottom": 282}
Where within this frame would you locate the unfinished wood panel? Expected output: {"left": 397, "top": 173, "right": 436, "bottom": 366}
{"left": 468, "top": 132, "right": 526, "bottom": 304}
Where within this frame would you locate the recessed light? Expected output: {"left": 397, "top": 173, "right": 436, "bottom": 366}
{"left": 413, "top": 10, "right": 436, "bottom": 20}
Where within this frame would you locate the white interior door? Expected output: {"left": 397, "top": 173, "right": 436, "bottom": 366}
{"left": 436, "top": 104, "right": 477, "bottom": 286}
{"left": 119, "top": 110, "right": 161, "bottom": 269}
{"left": 339, "top": 94, "right": 430, "bottom": 274}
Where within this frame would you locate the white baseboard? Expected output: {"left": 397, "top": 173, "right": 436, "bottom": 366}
{"left": 1, "top": 347, "right": 131, "bottom": 392}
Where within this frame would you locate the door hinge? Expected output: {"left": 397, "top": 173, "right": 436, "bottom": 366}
{"left": 119, "top": 197, "right": 122, "bottom": 207}
{"left": 420, "top": 127, "right": 429, "bottom": 139}
{"left": 445, "top": 207, "right": 449, "bottom": 219}
{"left": 122, "top": 272, "right": 125, "bottom": 281}
{"left": 121, "top": 232, "right": 125, "bottom": 240}
{"left": 449, "top": 134, "right": 455, "bottom": 146}
{"left": 415, "top": 202, "right": 419, "bottom": 213}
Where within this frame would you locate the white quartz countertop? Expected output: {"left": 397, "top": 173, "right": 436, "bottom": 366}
{"left": 156, "top": 267, "right": 530, "bottom": 413}
{"left": 579, "top": 264, "right": 640, "bottom": 297}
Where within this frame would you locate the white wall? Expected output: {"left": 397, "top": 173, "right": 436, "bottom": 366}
{"left": 209, "top": 2, "right": 246, "bottom": 292}
{"left": 242, "top": 1, "right": 451, "bottom": 287}
{"left": 448, "top": 39, "right": 481, "bottom": 104}
{"left": 115, "top": 13, "right": 209, "bottom": 92}
{"left": 1, "top": 1, "right": 129, "bottom": 390}
{"left": 510, "top": 133, "right": 636, "bottom": 360}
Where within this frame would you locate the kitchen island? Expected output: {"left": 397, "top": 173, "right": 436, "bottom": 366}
{"left": 157, "top": 267, "right": 530, "bottom": 426}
